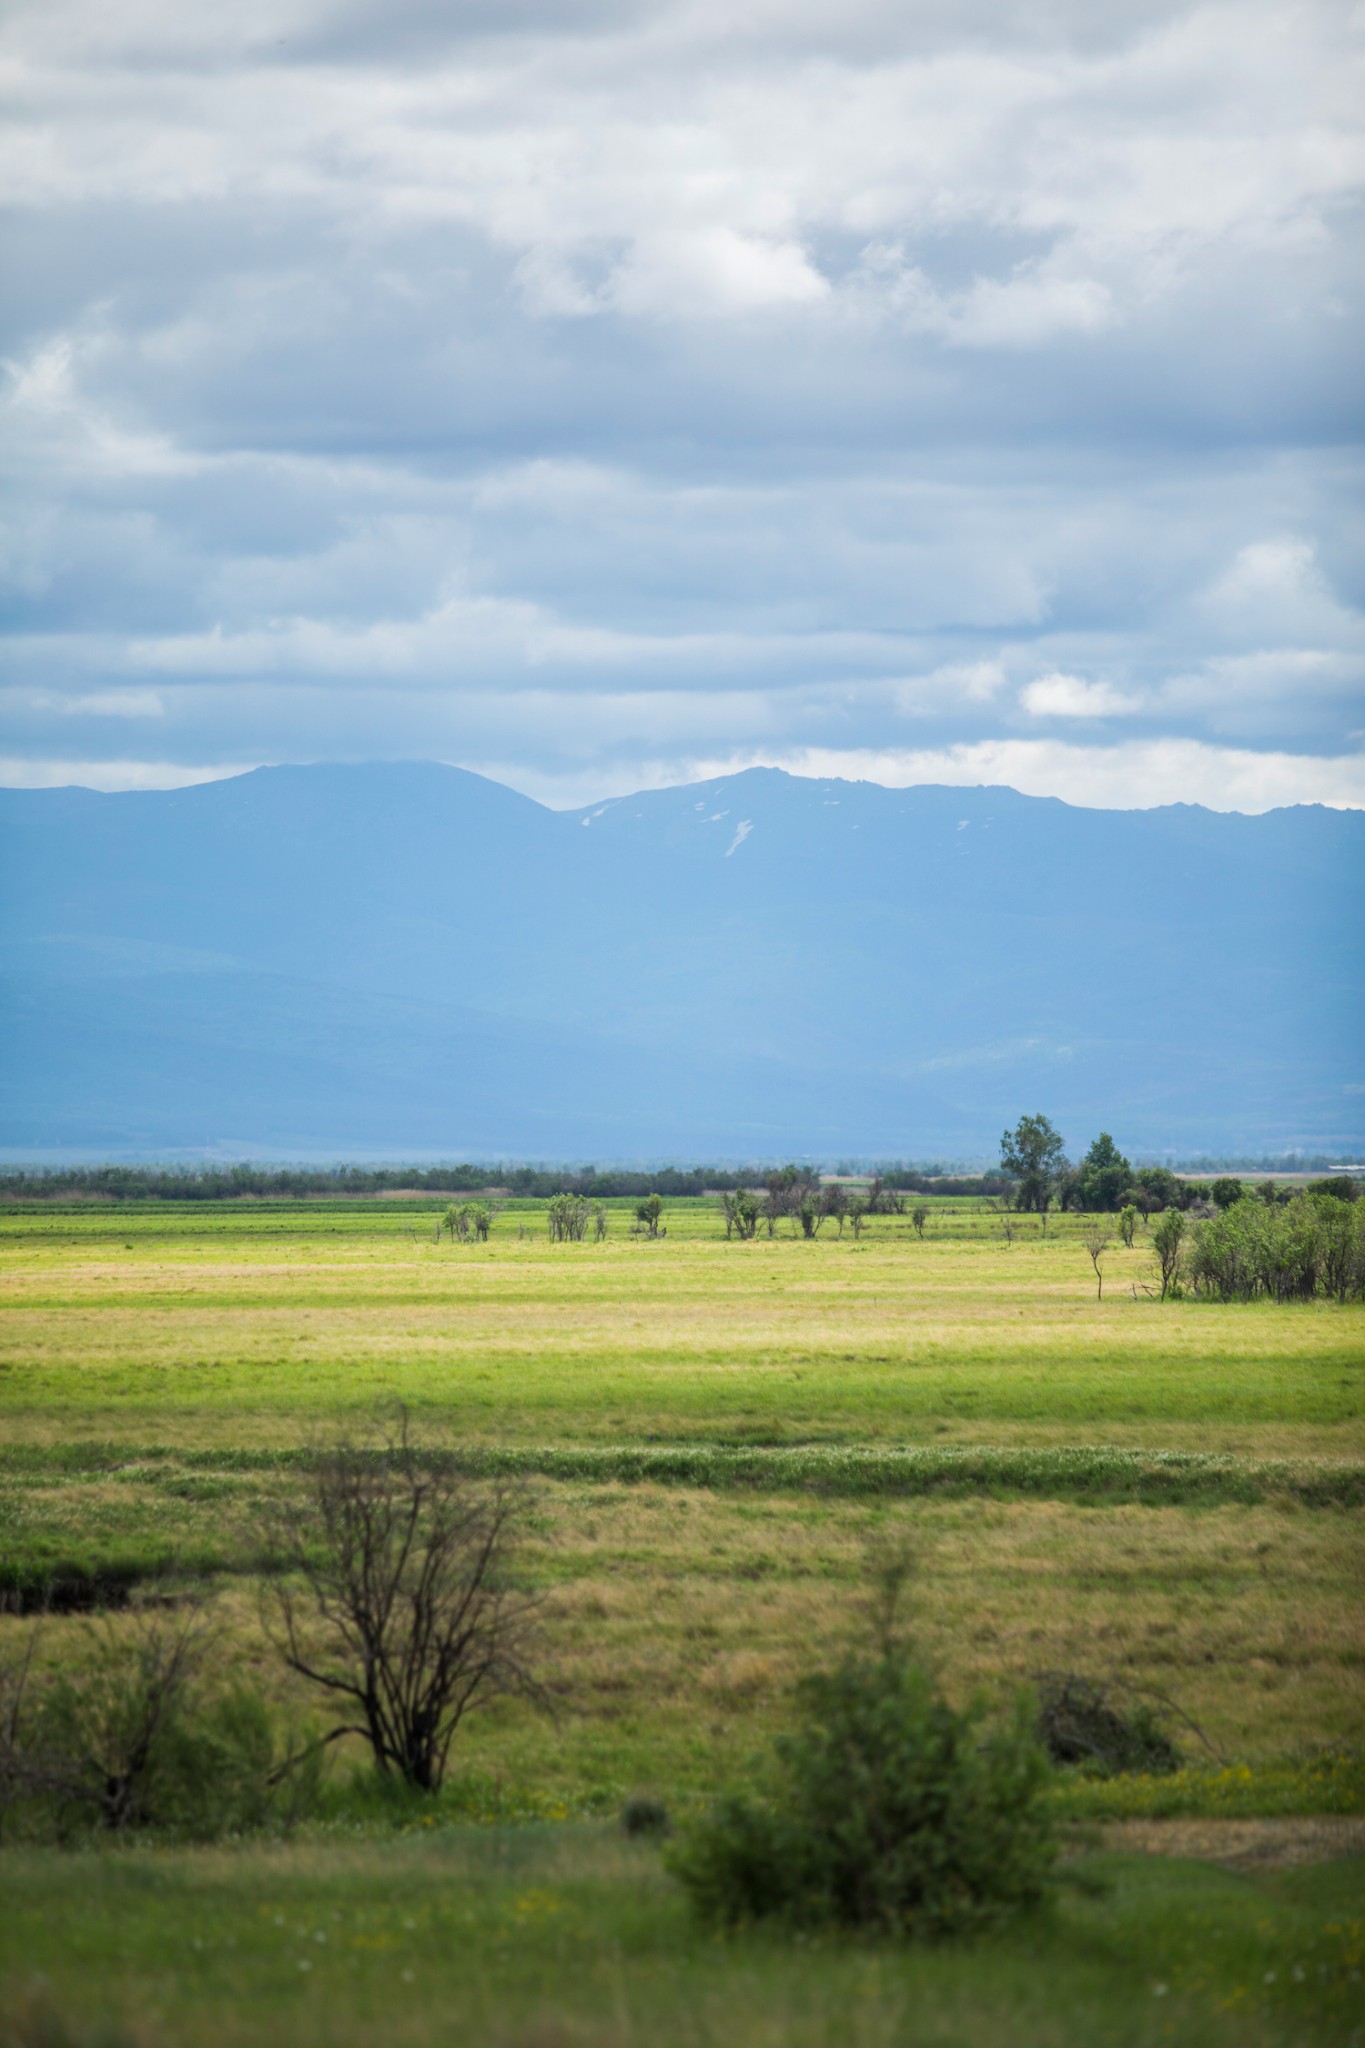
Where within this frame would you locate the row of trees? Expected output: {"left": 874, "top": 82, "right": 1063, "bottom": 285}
{"left": 999, "top": 1118, "right": 1185, "bottom": 1216}
{"left": 0, "top": 1163, "right": 755, "bottom": 1204}
{"left": 718, "top": 1170, "right": 931, "bottom": 1241}
{"left": 997, "top": 1116, "right": 1356, "bottom": 1220}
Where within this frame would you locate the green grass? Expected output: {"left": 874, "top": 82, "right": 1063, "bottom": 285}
{"left": 1, "top": 1197, "right": 1362, "bottom": 2044}
{"left": 2, "top": 1205, "right": 1360, "bottom": 1454}
{"left": 2, "top": 1826, "right": 1363, "bottom": 2048}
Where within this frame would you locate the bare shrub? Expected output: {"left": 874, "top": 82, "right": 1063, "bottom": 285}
{"left": 264, "top": 1414, "right": 546, "bottom": 1791}
{"left": 38, "top": 1604, "right": 212, "bottom": 1831}
{"left": 1, "top": 1604, "right": 314, "bottom": 1840}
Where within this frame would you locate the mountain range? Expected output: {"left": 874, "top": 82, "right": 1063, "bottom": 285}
{"left": 1, "top": 762, "right": 1361, "bottom": 1160}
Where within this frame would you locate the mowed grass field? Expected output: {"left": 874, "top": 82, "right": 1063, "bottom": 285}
{"left": 1, "top": 1195, "right": 1363, "bottom": 2046}
{"left": 2, "top": 1199, "right": 1361, "bottom": 1451}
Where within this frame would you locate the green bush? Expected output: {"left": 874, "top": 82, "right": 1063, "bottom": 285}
{"left": 2, "top": 1609, "right": 325, "bottom": 1843}
{"left": 667, "top": 1646, "right": 1056, "bottom": 1939}
{"left": 1187, "top": 1191, "right": 1365, "bottom": 1303}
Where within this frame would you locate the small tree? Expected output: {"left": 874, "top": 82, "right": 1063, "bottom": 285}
{"left": 1083, "top": 1225, "right": 1110, "bottom": 1301}
{"left": 846, "top": 1195, "right": 868, "bottom": 1238}
{"left": 911, "top": 1204, "right": 928, "bottom": 1239}
{"left": 1151, "top": 1208, "right": 1186, "bottom": 1300}
{"left": 1075, "top": 1134, "right": 1133, "bottom": 1213}
{"left": 1132, "top": 1166, "right": 1187, "bottom": 1214}
{"left": 999, "top": 1115, "right": 1067, "bottom": 1216}
{"left": 1117, "top": 1204, "right": 1138, "bottom": 1249}
{"left": 635, "top": 1193, "right": 663, "bottom": 1238}
{"left": 1210, "top": 1178, "right": 1246, "bottom": 1212}
{"left": 547, "top": 1193, "right": 590, "bottom": 1242}
{"left": 720, "top": 1190, "right": 760, "bottom": 1240}
{"left": 264, "top": 1415, "right": 544, "bottom": 1792}
{"left": 593, "top": 1202, "right": 609, "bottom": 1242}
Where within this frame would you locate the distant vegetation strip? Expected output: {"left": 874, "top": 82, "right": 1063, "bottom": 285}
{"left": 0, "top": 1162, "right": 1012, "bottom": 1202}
{"left": 3, "top": 1442, "right": 1361, "bottom": 1508}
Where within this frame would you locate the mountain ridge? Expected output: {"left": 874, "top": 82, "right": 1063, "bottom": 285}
{"left": 2, "top": 761, "right": 1361, "bottom": 1158}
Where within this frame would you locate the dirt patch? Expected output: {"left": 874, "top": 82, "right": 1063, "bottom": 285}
{"left": 1102, "top": 1815, "right": 1365, "bottom": 1869}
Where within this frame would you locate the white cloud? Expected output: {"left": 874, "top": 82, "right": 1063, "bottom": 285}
{"left": 1021, "top": 672, "right": 1140, "bottom": 717}
{"left": 55, "top": 689, "right": 165, "bottom": 718}
{"left": 0, "top": 0, "right": 1362, "bottom": 805}
{"left": 8, "top": 737, "right": 1361, "bottom": 816}
{"left": 2, "top": 0, "right": 1361, "bottom": 339}
{"left": 892, "top": 661, "right": 1007, "bottom": 712}
{"left": 665, "top": 739, "right": 1365, "bottom": 813}
{"left": 0, "top": 756, "right": 259, "bottom": 791}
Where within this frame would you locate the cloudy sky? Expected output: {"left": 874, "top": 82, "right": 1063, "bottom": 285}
{"left": 2, "top": 0, "right": 1363, "bottom": 811}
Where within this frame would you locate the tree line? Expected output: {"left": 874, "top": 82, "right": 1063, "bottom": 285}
{"left": 997, "top": 1114, "right": 1357, "bottom": 1218}
{"left": 0, "top": 1163, "right": 751, "bottom": 1203}
{"left": 0, "top": 1162, "right": 1017, "bottom": 1205}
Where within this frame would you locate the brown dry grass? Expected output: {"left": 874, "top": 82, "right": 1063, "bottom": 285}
{"left": 10, "top": 1485, "right": 1362, "bottom": 1787}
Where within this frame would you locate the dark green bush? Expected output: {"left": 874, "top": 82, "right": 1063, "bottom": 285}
{"left": 620, "top": 1792, "right": 671, "bottom": 1838}
{"left": 1034, "top": 1673, "right": 1181, "bottom": 1776}
{"left": 667, "top": 1646, "right": 1055, "bottom": 1939}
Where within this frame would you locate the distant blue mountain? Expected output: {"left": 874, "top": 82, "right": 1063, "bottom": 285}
{"left": 1, "top": 762, "right": 1361, "bottom": 1159}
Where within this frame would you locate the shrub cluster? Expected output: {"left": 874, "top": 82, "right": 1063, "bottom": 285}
{"left": 0, "top": 1607, "right": 321, "bottom": 1844}
{"left": 1185, "top": 1192, "right": 1365, "bottom": 1303}
{"left": 667, "top": 1642, "right": 1055, "bottom": 1939}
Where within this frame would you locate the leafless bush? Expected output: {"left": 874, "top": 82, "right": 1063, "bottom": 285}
{"left": 41, "top": 1605, "right": 211, "bottom": 1831}
{"left": 0, "top": 1602, "right": 297, "bottom": 1839}
{"left": 263, "top": 1413, "right": 546, "bottom": 1791}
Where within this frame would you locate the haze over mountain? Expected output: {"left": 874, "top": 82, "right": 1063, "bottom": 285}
{"left": 1, "top": 763, "right": 1361, "bottom": 1162}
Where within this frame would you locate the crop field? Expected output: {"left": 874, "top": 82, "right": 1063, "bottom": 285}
{"left": 1, "top": 1195, "right": 1362, "bottom": 2045}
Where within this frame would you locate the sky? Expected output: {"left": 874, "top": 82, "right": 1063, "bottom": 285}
{"left": 1, "top": 0, "right": 1363, "bottom": 812}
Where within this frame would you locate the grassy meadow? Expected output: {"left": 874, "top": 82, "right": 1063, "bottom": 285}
{"left": 1, "top": 1193, "right": 1362, "bottom": 2044}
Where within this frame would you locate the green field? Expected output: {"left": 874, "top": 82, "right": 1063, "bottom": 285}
{"left": 1, "top": 1196, "right": 1362, "bottom": 2045}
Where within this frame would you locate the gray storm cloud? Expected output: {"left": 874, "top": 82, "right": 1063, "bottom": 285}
{"left": 1, "top": 0, "right": 1362, "bottom": 808}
